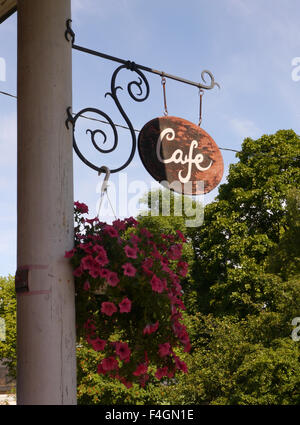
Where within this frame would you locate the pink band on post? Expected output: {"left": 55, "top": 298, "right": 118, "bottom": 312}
{"left": 18, "top": 290, "right": 51, "bottom": 297}
{"left": 18, "top": 265, "right": 49, "bottom": 270}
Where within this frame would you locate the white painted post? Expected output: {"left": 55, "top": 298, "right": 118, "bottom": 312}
{"left": 17, "top": 0, "right": 76, "bottom": 405}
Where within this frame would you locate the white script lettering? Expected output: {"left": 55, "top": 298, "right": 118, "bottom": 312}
{"left": 156, "top": 128, "right": 213, "bottom": 184}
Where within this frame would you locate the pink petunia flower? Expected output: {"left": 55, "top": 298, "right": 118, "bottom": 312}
{"left": 95, "top": 251, "right": 109, "bottom": 267}
{"left": 178, "top": 330, "right": 190, "bottom": 346}
{"left": 122, "top": 263, "right": 136, "bottom": 277}
{"left": 73, "top": 266, "right": 83, "bottom": 277}
{"left": 125, "top": 217, "right": 138, "bottom": 227}
{"left": 139, "top": 374, "right": 149, "bottom": 388}
{"left": 93, "top": 244, "right": 103, "bottom": 254}
{"left": 174, "top": 357, "right": 188, "bottom": 373}
{"left": 172, "top": 320, "right": 186, "bottom": 337}
{"left": 150, "top": 248, "right": 162, "bottom": 261}
{"left": 99, "top": 268, "right": 110, "bottom": 278}
{"left": 155, "top": 367, "right": 168, "bottom": 380}
{"left": 101, "top": 357, "right": 119, "bottom": 371}
{"left": 142, "top": 264, "right": 153, "bottom": 277}
{"left": 106, "top": 271, "right": 119, "bottom": 287}
{"left": 150, "top": 275, "right": 164, "bottom": 293}
{"left": 177, "top": 261, "right": 189, "bottom": 277}
{"left": 176, "top": 230, "right": 186, "bottom": 242}
{"left": 143, "top": 321, "right": 159, "bottom": 335}
{"left": 140, "top": 228, "right": 152, "bottom": 238}
{"left": 89, "top": 337, "right": 106, "bottom": 352}
{"left": 119, "top": 297, "right": 132, "bottom": 313}
{"left": 89, "top": 267, "right": 100, "bottom": 279}
{"left": 158, "top": 342, "right": 171, "bottom": 357}
{"left": 133, "top": 363, "right": 148, "bottom": 376}
{"left": 83, "top": 281, "right": 91, "bottom": 291}
{"left": 84, "top": 318, "right": 96, "bottom": 334}
{"left": 167, "top": 369, "right": 175, "bottom": 378}
{"left": 124, "top": 245, "right": 138, "bottom": 259}
{"left": 184, "top": 342, "right": 192, "bottom": 353}
{"left": 115, "top": 342, "right": 131, "bottom": 361}
{"left": 104, "top": 225, "right": 118, "bottom": 238}
{"left": 161, "top": 264, "right": 171, "bottom": 274}
{"left": 81, "top": 255, "right": 95, "bottom": 271}
{"left": 168, "top": 294, "right": 186, "bottom": 311}
{"left": 120, "top": 378, "right": 133, "bottom": 389}
{"left": 79, "top": 243, "right": 93, "bottom": 254}
{"left": 112, "top": 219, "right": 127, "bottom": 231}
{"left": 101, "top": 302, "right": 117, "bottom": 317}
{"left": 167, "top": 244, "right": 182, "bottom": 260}
{"left": 143, "top": 258, "right": 153, "bottom": 269}
{"left": 74, "top": 201, "right": 89, "bottom": 214}
{"left": 130, "top": 234, "right": 141, "bottom": 245}
{"left": 97, "top": 363, "right": 105, "bottom": 375}
{"left": 64, "top": 248, "right": 76, "bottom": 259}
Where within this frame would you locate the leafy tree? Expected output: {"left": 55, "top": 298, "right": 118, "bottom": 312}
{"left": 267, "top": 188, "right": 300, "bottom": 279}
{"left": 191, "top": 130, "right": 300, "bottom": 316}
{"left": 165, "top": 313, "right": 300, "bottom": 405}
{"left": 0, "top": 276, "right": 17, "bottom": 380}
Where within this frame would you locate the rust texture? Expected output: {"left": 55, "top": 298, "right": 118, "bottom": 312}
{"left": 138, "top": 116, "right": 224, "bottom": 195}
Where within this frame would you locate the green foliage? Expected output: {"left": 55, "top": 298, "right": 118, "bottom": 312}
{"left": 0, "top": 276, "right": 17, "bottom": 379}
{"left": 192, "top": 130, "right": 300, "bottom": 315}
{"left": 77, "top": 341, "right": 170, "bottom": 405}
{"left": 165, "top": 313, "right": 300, "bottom": 405}
{"left": 267, "top": 188, "right": 300, "bottom": 279}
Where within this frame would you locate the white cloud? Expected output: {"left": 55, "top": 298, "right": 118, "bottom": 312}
{"left": 229, "top": 118, "right": 261, "bottom": 139}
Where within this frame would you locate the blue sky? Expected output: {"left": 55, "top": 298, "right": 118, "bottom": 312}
{"left": 0, "top": 0, "right": 300, "bottom": 276}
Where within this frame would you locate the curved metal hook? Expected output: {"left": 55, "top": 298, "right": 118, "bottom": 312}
{"left": 65, "top": 19, "right": 75, "bottom": 44}
{"left": 98, "top": 166, "right": 111, "bottom": 194}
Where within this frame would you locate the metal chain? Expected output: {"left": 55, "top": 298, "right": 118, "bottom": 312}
{"left": 198, "top": 89, "right": 204, "bottom": 126}
{"left": 161, "top": 74, "right": 168, "bottom": 116}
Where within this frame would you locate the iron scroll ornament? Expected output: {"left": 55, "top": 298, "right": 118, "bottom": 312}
{"left": 66, "top": 62, "right": 150, "bottom": 174}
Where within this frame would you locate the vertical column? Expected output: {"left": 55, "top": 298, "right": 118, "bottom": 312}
{"left": 17, "top": 0, "right": 76, "bottom": 404}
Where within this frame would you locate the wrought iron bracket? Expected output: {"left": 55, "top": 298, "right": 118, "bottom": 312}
{"left": 65, "top": 19, "right": 220, "bottom": 174}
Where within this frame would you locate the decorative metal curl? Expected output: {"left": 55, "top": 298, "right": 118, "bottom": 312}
{"left": 66, "top": 64, "right": 150, "bottom": 173}
{"left": 200, "top": 70, "right": 220, "bottom": 90}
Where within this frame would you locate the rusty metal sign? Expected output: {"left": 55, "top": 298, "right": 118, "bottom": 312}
{"left": 138, "top": 116, "right": 224, "bottom": 195}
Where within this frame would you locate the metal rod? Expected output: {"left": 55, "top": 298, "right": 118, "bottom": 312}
{"left": 72, "top": 44, "right": 218, "bottom": 90}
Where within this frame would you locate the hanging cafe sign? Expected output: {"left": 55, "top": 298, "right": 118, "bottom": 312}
{"left": 138, "top": 116, "right": 223, "bottom": 195}
{"left": 65, "top": 20, "right": 223, "bottom": 196}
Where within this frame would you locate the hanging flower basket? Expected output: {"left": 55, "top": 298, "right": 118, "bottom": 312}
{"left": 66, "top": 202, "right": 190, "bottom": 388}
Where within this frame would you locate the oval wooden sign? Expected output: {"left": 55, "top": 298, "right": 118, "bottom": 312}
{"left": 138, "top": 116, "right": 224, "bottom": 195}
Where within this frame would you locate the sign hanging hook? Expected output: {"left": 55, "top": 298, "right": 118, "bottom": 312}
{"left": 97, "top": 166, "right": 116, "bottom": 219}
